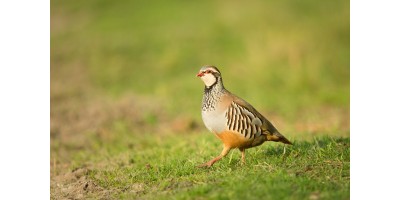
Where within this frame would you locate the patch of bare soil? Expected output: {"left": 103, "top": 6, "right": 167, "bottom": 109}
{"left": 50, "top": 89, "right": 201, "bottom": 198}
{"left": 51, "top": 167, "right": 107, "bottom": 199}
{"left": 51, "top": 167, "right": 147, "bottom": 199}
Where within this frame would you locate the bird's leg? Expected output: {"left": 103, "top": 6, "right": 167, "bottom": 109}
{"left": 239, "top": 148, "right": 246, "bottom": 165}
{"left": 197, "top": 146, "right": 231, "bottom": 168}
{"left": 283, "top": 144, "right": 286, "bottom": 155}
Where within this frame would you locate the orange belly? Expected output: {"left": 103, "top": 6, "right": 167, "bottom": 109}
{"left": 215, "top": 131, "right": 253, "bottom": 148}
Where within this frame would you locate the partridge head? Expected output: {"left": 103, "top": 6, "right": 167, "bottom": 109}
{"left": 197, "top": 65, "right": 292, "bottom": 167}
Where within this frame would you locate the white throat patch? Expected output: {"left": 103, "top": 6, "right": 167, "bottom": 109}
{"left": 200, "top": 73, "right": 217, "bottom": 87}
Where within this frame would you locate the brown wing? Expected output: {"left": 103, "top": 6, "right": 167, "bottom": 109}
{"left": 228, "top": 95, "right": 279, "bottom": 135}
{"left": 225, "top": 101, "right": 263, "bottom": 139}
{"left": 231, "top": 94, "right": 292, "bottom": 144}
{"left": 224, "top": 90, "right": 280, "bottom": 140}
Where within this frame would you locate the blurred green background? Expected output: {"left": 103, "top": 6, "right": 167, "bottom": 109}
{"left": 51, "top": 0, "right": 349, "bottom": 198}
{"left": 51, "top": 0, "right": 349, "bottom": 117}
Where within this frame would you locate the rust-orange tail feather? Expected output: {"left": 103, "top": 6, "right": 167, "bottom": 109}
{"left": 266, "top": 133, "right": 293, "bottom": 145}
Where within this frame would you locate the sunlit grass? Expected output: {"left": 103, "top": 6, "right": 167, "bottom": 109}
{"left": 53, "top": 122, "right": 349, "bottom": 199}
{"left": 51, "top": 0, "right": 349, "bottom": 199}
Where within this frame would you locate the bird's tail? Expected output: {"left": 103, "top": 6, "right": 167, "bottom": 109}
{"left": 266, "top": 132, "right": 293, "bottom": 145}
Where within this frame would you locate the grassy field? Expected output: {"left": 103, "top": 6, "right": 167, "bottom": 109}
{"left": 51, "top": 0, "right": 349, "bottom": 199}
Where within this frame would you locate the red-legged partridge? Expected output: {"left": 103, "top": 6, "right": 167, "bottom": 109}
{"left": 197, "top": 65, "right": 292, "bottom": 167}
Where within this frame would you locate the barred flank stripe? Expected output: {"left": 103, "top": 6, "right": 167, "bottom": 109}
{"left": 239, "top": 113, "right": 243, "bottom": 132}
{"left": 245, "top": 115, "right": 251, "bottom": 138}
{"left": 246, "top": 115, "right": 251, "bottom": 129}
{"left": 243, "top": 117, "right": 248, "bottom": 137}
{"left": 229, "top": 115, "right": 236, "bottom": 130}
{"left": 225, "top": 102, "right": 264, "bottom": 139}
{"left": 227, "top": 107, "right": 232, "bottom": 127}
{"left": 256, "top": 126, "right": 261, "bottom": 135}
{"left": 234, "top": 114, "right": 238, "bottom": 131}
{"left": 238, "top": 114, "right": 243, "bottom": 133}
{"left": 251, "top": 124, "right": 256, "bottom": 136}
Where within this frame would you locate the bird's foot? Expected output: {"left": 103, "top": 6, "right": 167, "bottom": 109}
{"left": 197, "top": 163, "right": 211, "bottom": 168}
{"left": 196, "top": 160, "right": 215, "bottom": 168}
{"left": 197, "top": 158, "right": 220, "bottom": 168}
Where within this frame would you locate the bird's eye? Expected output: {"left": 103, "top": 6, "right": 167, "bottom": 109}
{"left": 206, "top": 70, "right": 211, "bottom": 73}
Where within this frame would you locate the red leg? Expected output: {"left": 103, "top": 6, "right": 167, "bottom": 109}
{"left": 198, "top": 146, "right": 231, "bottom": 168}
{"left": 239, "top": 148, "right": 246, "bottom": 165}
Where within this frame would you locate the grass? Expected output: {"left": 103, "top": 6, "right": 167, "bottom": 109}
{"left": 51, "top": 0, "right": 349, "bottom": 199}
{"left": 51, "top": 121, "right": 349, "bottom": 199}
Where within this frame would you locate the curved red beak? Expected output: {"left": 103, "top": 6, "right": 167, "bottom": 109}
{"left": 197, "top": 72, "right": 204, "bottom": 77}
